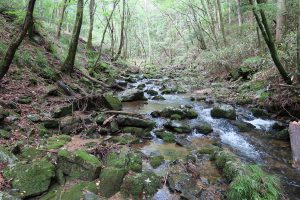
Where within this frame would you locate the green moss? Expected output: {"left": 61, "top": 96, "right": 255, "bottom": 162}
{"left": 211, "top": 106, "right": 236, "bottom": 120}
{"left": 195, "top": 123, "right": 213, "bottom": 134}
{"left": 105, "top": 152, "right": 129, "bottom": 169}
{"left": 103, "top": 94, "right": 122, "bottom": 111}
{"left": 47, "top": 134, "right": 71, "bottom": 150}
{"left": 150, "top": 155, "right": 164, "bottom": 168}
{"left": 99, "top": 167, "right": 126, "bottom": 197}
{"left": 0, "top": 129, "right": 10, "bottom": 139}
{"left": 156, "top": 131, "right": 175, "bottom": 143}
{"left": 123, "top": 127, "right": 145, "bottom": 138}
{"left": 251, "top": 108, "right": 268, "bottom": 118}
{"left": 198, "top": 145, "right": 220, "bottom": 155}
{"left": 19, "top": 147, "right": 45, "bottom": 161}
{"left": 171, "top": 114, "right": 182, "bottom": 120}
{"left": 214, "top": 151, "right": 236, "bottom": 169}
{"left": 75, "top": 149, "right": 102, "bottom": 166}
{"left": 128, "top": 152, "right": 142, "bottom": 173}
{"left": 110, "top": 135, "right": 139, "bottom": 145}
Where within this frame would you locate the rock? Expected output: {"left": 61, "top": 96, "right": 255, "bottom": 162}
{"left": 116, "top": 115, "right": 155, "bottom": 129}
{"left": 128, "top": 152, "right": 143, "bottom": 173}
{"left": 231, "top": 121, "right": 255, "bottom": 132}
{"left": 94, "top": 112, "right": 106, "bottom": 125}
{"left": 0, "top": 129, "right": 10, "bottom": 139}
{"left": 164, "top": 121, "right": 192, "bottom": 133}
{"left": 121, "top": 171, "right": 162, "bottom": 199}
{"left": 0, "top": 110, "right": 8, "bottom": 123}
{"left": 250, "top": 108, "right": 268, "bottom": 118}
{"left": 46, "top": 85, "right": 59, "bottom": 96}
{"left": 0, "top": 147, "right": 18, "bottom": 165}
{"left": 102, "top": 94, "right": 122, "bottom": 111}
{"left": 110, "top": 134, "right": 139, "bottom": 145}
{"left": 27, "top": 114, "right": 40, "bottom": 122}
{"left": 211, "top": 105, "right": 236, "bottom": 120}
{"left": 119, "top": 89, "right": 146, "bottom": 102}
{"left": 83, "top": 191, "right": 101, "bottom": 200}
{"left": 152, "top": 95, "right": 166, "bottom": 101}
{"left": 168, "top": 165, "right": 202, "bottom": 200}
{"left": 272, "top": 122, "right": 286, "bottom": 131}
{"left": 171, "top": 114, "right": 182, "bottom": 120}
{"left": 4, "top": 158, "right": 55, "bottom": 198}
{"left": 236, "top": 96, "right": 253, "bottom": 105}
{"left": 43, "top": 120, "right": 59, "bottom": 129}
{"left": 40, "top": 181, "right": 98, "bottom": 200}
{"left": 0, "top": 192, "right": 21, "bottom": 200}
{"left": 146, "top": 89, "right": 158, "bottom": 96}
{"left": 155, "top": 131, "right": 175, "bottom": 143}
{"left": 150, "top": 155, "right": 165, "bottom": 168}
{"left": 110, "top": 120, "right": 119, "bottom": 133}
{"left": 116, "top": 80, "right": 128, "bottom": 87}
{"left": 137, "top": 84, "right": 146, "bottom": 90}
{"left": 17, "top": 96, "right": 32, "bottom": 104}
{"left": 194, "top": 123, "right": 213, "bottom": 134}
{"left": 19, "top": 147, "right": 46, "bottom": 161}
{"left": 155, "top": 107, "right": 198, "bottom": 120}
{"left": 55, "top": 169, "right": 65, "bottom": 185}
{"left": 57, "top": 149, "right": 102, "bottom": 181}
{"left": 53, "top": 104, "right": 73, "bottom": 118}
{"left": 105, "top": 151, "right": 129, "bottom": 169}
{"left": 47, "top": 134, "right": 71, "bottom": 150}
{"left": 123, "top": 127, "right": 145, "bottom": 137}
{"left": 269, "top": 129, "right": 290, "bottom": 140}
{"left": 99, "top": 167, "right": 126, "bottom": 198}
{"left": 175, "top": 137, "right": 191, "bottom": 147}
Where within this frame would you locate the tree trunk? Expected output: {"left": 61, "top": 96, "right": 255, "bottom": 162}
{"left": 57, "top": 0, "right": 68, "bottom": 39}
{"left": 0, "top": 0, "right": 36, "bottom": 80}
{"left": 86, "top": 0, "right": 96, "bottom": 50}
{"left": 113, "top": 0, "right": 126, "bottom": 61}
{"left": 249, "top": 0, "right": 292, "bottom": 85}
{"left": 275, "top": 0, "right": 286, "bottom": 44}
{"left": 190, "top": 5, "right": 207, "bottom": 50}
{"left": 61, "top": 0, "right": 84, "bottom": 74}
{"left": 216, "top": 0, "right": 227, "bottom": 45}
{"left": 298, "top": 0, "right": 300, "bottom": 81}
{"left": 236, "top": 0, "right": 243, "bottom": 26}
{"left": 144, "top": 0, "right": 152, "bottom": 63}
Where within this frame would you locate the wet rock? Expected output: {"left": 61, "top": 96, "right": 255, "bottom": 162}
{"left": 194, "top": 123, "right": 213, "bottom": 134}
{"left": 175, "top": 137, "right": 192, "bottom": 147}
{"left": 60, "top": 113, "right": 93, "bottom": 133}
{"left": 230, "top": 121, "right": 255, "bottom": 132}
{"left": 102, "top": 94, "right": 122, "bottom": 111}
{"left": 46, "top": 134, "right": 71, "bottom": 150}
{"left": 83, "top": 191, "right": 101, "bottom": 200}
{"left": 168, "top": 165, "right": 202, "bottom": 200}
{"left": 272, "top": 122, "right": 286, "bottom": 131}
{"left": 152, "top": 95, "right": 166, "bottom": 101}
{"left": 250, "top": 108, "right": 268, "bottom": 118}
{"left": 0, "top": 147, "right": 18, "bottom": 165}
{"left": 213, "top": 151, "right": 236, "bottom": 169}
{"left": 156, "top": 107, "right": 198, "bottom": 120}
{"left": 146, "top": 89, "right": 158, "bottom": 96}
{"left": 0, "top": 192, "right": 21, "bottom": 200}
{"left": 40, "top": 181, "right": 98, "bottom": 200}
{"left": 110, "top": 134, "right": 139, "bottom": 145}
{"left": 150, "top": 155, "right": 165, "bottom": 168}
{"left": 0, "top": 129, "right": 10, "bottom": 139}
{"left": 99, "top": 167, "right": 126, "bottom": 198}
{"left": 137, "top": 84, "right": 146, "bottom": 90}
{"left": 123, "top": 127, "right": 145, "bottom": 137}
{"left": 211, "top": 105, "right": 236, "bottom": 120}
{"left": 53, "top": 104, "right": 73, "bottom": 118}
{"left": 269, "top": 129, "right": 290, "bottom": 140}
{"left": 165, "top": 121, "right": 192, "bottom": 133}
{"left": 57, "top": 149, "right": 102, "bottom": 181}
{"left": 121, "top": 171, "right": 162, "bottom": 199}
{"left": 116, "top": 115, "right": 155, "bottom": 129}
{"left": 119, "top": 89, "right": 146, "bottom": 102}
{"left": 128, "top": 152, "right": 143, "bottom": 173}
{"left": 116, "top": 80, "right": 128, "bottom": 88}
{"left": 155, "top": 131, "right": 175, "bottom": 143}
{"left": 198, "top": 145, "right": 221, "bottom": 155}
{"left": 4, "top": 158, "right": 55, "bottom": 198}
{"left": 17, "top": 96, "right": 32, "bottom": 104}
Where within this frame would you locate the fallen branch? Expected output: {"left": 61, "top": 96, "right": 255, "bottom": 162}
{"left": 104, "top": 110, "right": 145, "bottom": 118}
{"left": 76, "top": 69, "right": 110, "bottom": 88}
{"left": 103, "top": 115, "right": 116, "bottom": 126}
{"left": 57, "top": 81, "right": 76, "bottom": 96}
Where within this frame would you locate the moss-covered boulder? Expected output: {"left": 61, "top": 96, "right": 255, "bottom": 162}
{"left": 57, "top": 149, "right": 102, "bottom": 181}
{"left": 231, "top": 121, "right": 255, "bottom": 132}
{"left": 128, "top": 152, "right": 143, "bottom": 172}
{"left": 0, "top": 192, "right": 21, "bottom": 200}
{"left": 155, "top": 131, "right": 175, "bottom": 143}
{"left": 152, "top": 95, "right": 166, "bottom": 101}
{"left": 4, "top": 158, "right": 55, "bottom": 198}
{"left": 146, "top": 89, "right": 158, "bottom": 96}
{"left": 150, "top": 155, "right": 165, "bottom": 168}
{"left": 0, "top": 129, "right": 10, "bottom": 139}
{"left": 18, "top": 147, "right": 46, "bottom": 161}
{"left": 42, "top": 120, "right": 60, "bottom": 129}
{"left": 0, "top": 147, "right": 18, "bottom": 165}
{"left": 164, "top": 121, "right": 192, "bottom": 133}
{"left": 119, "top": 89, "right": 146, "bottom": 102}
{"left": 46, "top": 134, "right": 71, "bottom": 150}
{"left": 213, "top": 150, "right": 236, "bottom": 169}
{"left": 121, "top": 172, "right": 162, "bottom": 199}
{"left": 251, "top": 108, "right": 268, "bottom": 118}
{"left": 116, "top": 115, "right": 155, "bottom": 129}
{"left": 52, "top": 104, "right": 73, "bottom": 118}
{"left": 102, "top": 94, "right": 122, "bottom": 111}
{"left": 17, "top": 96, "right": 32, "bottom": 104}
{"left": 110, "top": 134, "right": 139, "bottom": 145}
{"left": 155, "top": 107, "right": 198, "bottom": 120}
{"left": 40, "top": 181, "right": 98, "bottom": 200}
{"left": 94, "top": 112, "right": 106, "bottom": 125}
{"left": 211, "top": 105, "right": 236, "bottom": 120}
{"left": 105, "top": 151, "right": 129, "bottom": 169}
{"left": 99, "top": 167, "right": 126, "bottom": 198}
{"left": 194, "top": 123, "right": 213, "bottom": 134}
{"left": 269, "top": 129, "right": 290, "bottom": 140}
{"left": 123, "top": 127, "right": 145, "bottom": 137}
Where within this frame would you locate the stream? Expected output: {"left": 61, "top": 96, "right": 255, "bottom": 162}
{"left": 120, "top": 77, "right": 300, "bottom": 200}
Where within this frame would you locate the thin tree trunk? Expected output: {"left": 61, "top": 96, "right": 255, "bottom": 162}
{"left": 87, "top": 0, "right": 96, "bottom": 50}
{"left": 190, "top": 5, "right": 207, "bottom": 50}
{"left": 275, "top": 0, "right": 286, "bottom": 44}
{"left": 61, "top": 0, "right": 84, "bottom": 73}
{"left": 236, "top": 0, "right": 243, "bottom": 26}
{"left": 113, "top": 0, "right": 126, "bottom": 61}
{"left": 249, "top": 0, "right": 292, "bottom": 85}
{"left": 0, "top": 0, "right": 36, "bottom": 80}
{"left": 144, "top": 0, "right": 152, "bottom": 63}
{"left": 297, "top": 0, "right": 300, "bottom": 81}
{"left": 57, "top": 0, "right": 68, "bottom": 38}
{"left": 216, "top": 0, "right": 227, "bottom": 45}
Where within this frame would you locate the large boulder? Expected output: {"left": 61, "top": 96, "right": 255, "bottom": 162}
{"left": 211, "top": 105, "right": 236, "bottom": 120}
{"left": 4, "top": 158, "right": 55, "bottom": 198}
{"left": 57, "top": 149, "right": 102, "bottom": 181}
{"left": 119, "top": 89, "right": 146, "bottom": 102}
{"left": 0, "top": 147, "right": 18, "bottom": 165}
{"left": 0, "top": 192, "right": 21, "bottom": 200}
{"left": 116, "top": 115, "right": 155, "bottom": 129}
{"left": 102, "top": 94, "right": 122, "bottom": 111}
{"left": 164, "top": 121, "right": 192, "bottom": 133}
{"left": 153, "top": 107, "right": 198, "bottom": 120}
{"left": 194, "top": 123, "right": 213, "bottom": 134}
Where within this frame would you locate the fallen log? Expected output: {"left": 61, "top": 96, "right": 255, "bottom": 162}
{"left": 289, "top": 121, "right": 300, "bottom": 168}
{"left": 104, "top": 110, "right": 146, "bottom": 118}
{"left": 57, "top": 81, "right": 76, "bottom": 96}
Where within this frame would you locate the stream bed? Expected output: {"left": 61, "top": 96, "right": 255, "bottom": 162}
{"left": 120, "top": 77, "right": 300, "bottom": 200}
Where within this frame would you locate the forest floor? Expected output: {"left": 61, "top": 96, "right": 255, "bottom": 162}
{"left": 0, "top": 13, "right": 299, "bottom": 200}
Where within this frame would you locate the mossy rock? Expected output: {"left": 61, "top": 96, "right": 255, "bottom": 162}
{"left": 105, "top": 152, "right": 129, "bottom": 169}
{"left": 128, "top": 152, "right": 143, "bottom": 173}
{"left": 57, "top": 149, "right": 102, "bottom": 181}
{"left": 41, "top": 181, "right": 98, "bottom": 200}
{"left": 4, "top": 158, "right": 55, "bottom": 198}
{"left": 110, "top": 120, "right": 119, "bottom": 133}
{"left": 164, "top": 121, "right": 192, "bottom": 133}
{"left": 156, "top": 131, "right": 175, "bottom": 143}
{"left": 0, "top": 192, "right": 21, "bottom": 200}
{"left": 123, "top": 127, "right": 145, "bottom": 137}
{"left": 37, "top": 124, "right": 48, "bottom": 137}
{"left": 117, "top": 115, "right": 156, "bottom": 129}
{"left": 213, "top": 151, "right": 236, "bottom": 169}
{"left": 236, "top": 96, "right": 253, "bottom": 105}
{"left": 121, "top": 172, "right": 162, "bottom": 199}
{"left": 0, "top": 147, "right": 18, "bottom": 165}
{"left": 18, "top": 147, "right": 46, "bottom": 161}
{"left": 194, "top": 123, "right": 213, "bottom": 134}
{"left": 110, "top": 134, "right": 139, "bottom": 145}
{"left": 146, "top": 89, "right": 158, "bottom": 96}
{"left": 0, "top": 129, "right": 10, "bottom": 139}
{"left": 119, "top": 89, "right": 146, "bottom": 102}
{"left": 52, "top": 105, "right": 73, "bottom": 118}
{"left": 43, "top": 120, "right": 59, "bottom": 129}
{"left": 152, "top": 95, "right": 166, "bottom": 101}
{"left": 269, "top": 129, "right": 289, "bottom": 141}
{"left": 251, "top": 108, "right": 268, "bottom": 118}
{"left": 137, "top": 84, "right": 146, "bottom": 90}
{"left": 94, "top": 112, "right": 106, "bottom": 125}
{"left": 17, "top": 96, "right": 32, "bottom": 104}
{"left": 46, "top": 134, "right": 71, "bottom": 150}
{"left": 159, "top": 107, "right": 198, "bottom": 120}
{"left": 171, "top": 114, "right": 182, "bottom": 120}
{"left": 102, "top": 94, "right": 122, "bottom": 111}
{"left": 198, "top": 145, "right": 221, "bottom": 155}
{"left": 99, "top": 167, "right": 126, "bottom": 197}
{"left": 223, "top": 161, "right": 245, "bottom": 181}
{"left": 211, "top": 105, "right": 236, "bottom": 120}
{"left": 150, "top": 155, "right": 165, "bottom": 168}
{"left": 231, "top": 121, "right": 255, "bottom": 132}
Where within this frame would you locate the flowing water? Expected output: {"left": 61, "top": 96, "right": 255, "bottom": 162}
{"left": 121, "top": 78, "right": 300, "bottom": 200}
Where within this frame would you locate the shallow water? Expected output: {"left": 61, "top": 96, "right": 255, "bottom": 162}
{"left": 122, "top": 78, "right": 300, "bottom": 200}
